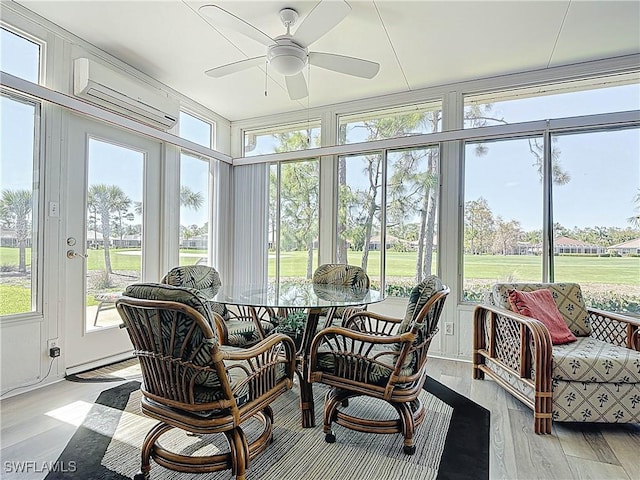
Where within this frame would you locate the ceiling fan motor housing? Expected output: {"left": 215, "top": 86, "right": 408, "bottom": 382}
{"left": 268, "top": 37, "right": 308, "bottom": 76}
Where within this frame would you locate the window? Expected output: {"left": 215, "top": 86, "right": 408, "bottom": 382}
{"left": 337, "top": 153, "right": 383, "bottom": 286}
{"left": 337, "top": 146, "right": 440, "bottom": 296}
{"left": 462, "top": 76, "right": 640, "bottom": 313}
{"left": 179, "top": 154, "right": 210, "bottom": 266}
{"left": 178, "top": 111, "right": 213, "bottom": 148}
{"left": 268, "top": 159, "right": 319, "bottom": 282}
{"left": 463, "top": 137, "right": 544, "bottom": 301}
{"left": 386, "top": 146, "right": 439, "bottom": 295}
{"left": 0, "top": 27, "right": 40, "bottom": 83}
{"left": 86, "top": 139, "right": 144, "bottom": 329}
{"left": 244, "top": 121, "right": 321, "bottom": 157}
{"left": 551, "top": 128, "right": 640, "bottom": 314}
{"left": 0, "top": 94, "right": 40, "bottom": 316}
{"left": 338, "top": 102, "right": 441, "bottom": 145}
{"left": 464, "top": 75, "right": 640, "bottom": 128}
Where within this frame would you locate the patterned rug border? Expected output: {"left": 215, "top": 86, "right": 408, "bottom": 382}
{"left": 49, "top": 368, "right": 489, "bottom": 480}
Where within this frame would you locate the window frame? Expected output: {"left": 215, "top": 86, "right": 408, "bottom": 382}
{"left": 0, "top": 91, "right": 44, "bottom": 321}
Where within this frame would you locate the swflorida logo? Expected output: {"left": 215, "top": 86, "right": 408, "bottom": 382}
{"left": 3, "top": 461, "right": 77, "bottom": 473}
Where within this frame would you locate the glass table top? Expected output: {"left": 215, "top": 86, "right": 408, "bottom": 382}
{"left": 212, "top": 281, "right": 383, "bottom": 309}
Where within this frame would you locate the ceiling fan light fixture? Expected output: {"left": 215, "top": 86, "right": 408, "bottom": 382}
{"left": 267, "top": 43, "right": 308, "bottom": 76}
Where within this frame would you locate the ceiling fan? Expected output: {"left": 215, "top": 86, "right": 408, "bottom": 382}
{"left": 199, "top": 0, "right": 380, "bottom": 100}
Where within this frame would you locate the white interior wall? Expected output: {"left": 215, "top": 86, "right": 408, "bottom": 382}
{"left": 1, "top": 1, "right": 638, "bottom": 395}
{"left": 0, "top": 3, "right": 230, "bottom": 395}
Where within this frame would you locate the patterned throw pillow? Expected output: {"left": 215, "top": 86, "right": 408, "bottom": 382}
{"left": 508, "top": 289, "right": 577, "bottom": 345}
{"left": 492, "top": 283, "right": 591, "bottom": 337}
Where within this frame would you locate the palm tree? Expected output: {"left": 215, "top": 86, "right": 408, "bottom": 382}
{"left": 180, "top": 186, "right": 204, "bottom": 211}
{"left": 179, "top": 186, "right": 204, "bottom": 249}
{"left": 0, "top": 189, "right": 32, "bottom": 273}
{"left": 87, "top": 184, "right": 131, "bottom": 277}
{"left": 628, "top": 189, "right": 640, "bottom": 228}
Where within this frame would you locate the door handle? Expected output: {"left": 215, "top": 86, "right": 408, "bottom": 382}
{"left": 67, "top": 249, "right": 89, "bottom": 259}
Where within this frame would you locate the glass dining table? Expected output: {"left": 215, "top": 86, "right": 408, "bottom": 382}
{"left": 212, "top": 280, "right": 384, "bottom": 428}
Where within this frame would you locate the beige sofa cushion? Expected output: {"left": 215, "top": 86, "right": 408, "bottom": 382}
{"left": 552, "top": 336, "right": 640, "bottom": 384}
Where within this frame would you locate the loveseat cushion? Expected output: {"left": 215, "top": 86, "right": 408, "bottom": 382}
{"left": 552, "top": 336, "right": 640, "bottom": 384}
{"left": 492, "top": 283, "right": 591, "bottom": 337}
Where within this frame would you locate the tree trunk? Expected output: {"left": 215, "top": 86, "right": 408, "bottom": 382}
{"left": 361, "top": 157, "right": 381, "bottom": 272}
{"left": 336, "top": 157, "right": 348, "bottom": 264}
{"left": 100, "top": 208, "right": 113, "bottom": 276}
{"left": 306, "top": 239, "right": 314, "bottom": 279}
{"left": 18, "top": 244, "right": 26, "bottom": 273}
{"left": 422, "top": 153, "right": 438, "bottom": 278}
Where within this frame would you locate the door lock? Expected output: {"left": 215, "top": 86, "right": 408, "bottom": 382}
{"left": 67, "top": 249, "right": 89, "bottom": 259}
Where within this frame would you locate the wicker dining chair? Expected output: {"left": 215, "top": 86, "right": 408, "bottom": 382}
{"left": 308, "top": 276, "right": 449, "bottom": 454}
{"left": 161, "top": 265, "right": 275, "bottom": 347}
{"left": 116, "top": 283, "right": 296, "bottom": 480}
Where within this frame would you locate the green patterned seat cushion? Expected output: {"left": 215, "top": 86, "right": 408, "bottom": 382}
{"left": 162, "top": 265, "right": 229, "bottom": 318}
{"left": 316, "top": 276, "right": 444, "bottom": 385}
{"left": 123, "top": 283, "right": 223, "bottom": 390}
{"left": 491, "top": 283, "right": 591, "bottom": 337}
{"left": 312, "top": 264, "right": 370, "bottom": 289}
{"left": 225, "top": 319, "right": 275, "bottom": 347}
{"left": 314, "top": 343, "right": 413, "bottom": 386}
{"left": 552, "top": 336, "right": 640, "bottom": 384}
{"left": 394, "top": 276, "right": 445, "bottom": 371}
{"left": 193, "top": 345, "right": 290, "bottom": 406}
{"left": 397, "top": 275, "right": 445, "bottom": 334}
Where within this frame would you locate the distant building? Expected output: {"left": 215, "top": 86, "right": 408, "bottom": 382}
{"left": 180, "top": 234, "right": 208, "bottom": 250}
{"left": 551, "top": 236, "right": 605, "bottom": 255}
{"left": 609, "top": 238, "right": 640, "bottom": 255}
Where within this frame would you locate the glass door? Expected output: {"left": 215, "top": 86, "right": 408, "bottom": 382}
{"left": 64, "top": 114, "right": 162, "bottom": 369}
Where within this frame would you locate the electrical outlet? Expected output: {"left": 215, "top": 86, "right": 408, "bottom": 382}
{"left": 444, "top": 322, "right": 454, "bottom": 335}
{"left": 48, "top": 338, "right": 59, "bottom": 350}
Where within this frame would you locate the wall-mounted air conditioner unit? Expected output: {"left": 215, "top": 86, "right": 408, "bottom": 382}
{"left": 73, "top": 57, "right": 179, "bottom": 130}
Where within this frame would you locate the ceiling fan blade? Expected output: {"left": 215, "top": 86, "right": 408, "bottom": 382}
{"left": 309, "top": 52, "right": 380, "bottom": 79}
{"left": 293, "top": 0, "right": 351, "bottom": 47}
{"left": 199, "top": 5, "right": 275, "bottom": 47}
{"left": 205, "top": 56, "right": 266, "bottom": 78}
{"left": 285, "top": 72, "right": 308, "bottom": 100}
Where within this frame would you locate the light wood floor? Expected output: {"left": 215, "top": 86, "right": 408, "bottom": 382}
{"left": 1, "top": 357, "right": 638, "bottom": 480}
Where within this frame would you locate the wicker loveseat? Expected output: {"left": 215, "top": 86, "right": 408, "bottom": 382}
{"left": 473, "top": 282, "right": 640, "bottom": 434}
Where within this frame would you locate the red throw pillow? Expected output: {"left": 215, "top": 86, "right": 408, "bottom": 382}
{"left": 507, "top": 289, "right": 577, "bottom": 345}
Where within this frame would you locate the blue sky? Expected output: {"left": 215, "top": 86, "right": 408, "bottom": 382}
{"left": 2, "top": 27, "right": 639, "bottom": 234}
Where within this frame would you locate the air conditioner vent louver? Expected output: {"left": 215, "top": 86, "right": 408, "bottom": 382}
{"left": 73, "top": 58, "right": 179, "bottom": 130}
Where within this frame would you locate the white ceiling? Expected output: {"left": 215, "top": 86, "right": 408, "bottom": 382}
{"left": 15, "top": 0, "right": 640, "bottom": 122}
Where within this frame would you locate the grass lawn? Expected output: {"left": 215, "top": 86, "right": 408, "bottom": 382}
{"left": 273, "top": 250, "right": 639, "bottom": 286}
{"left": 2, "top": 247, "right": 638, "bottom": 316}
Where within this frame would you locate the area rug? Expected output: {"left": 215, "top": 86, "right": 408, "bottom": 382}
{"left": 47, "top": 375, "right": 488, "bottom": 480}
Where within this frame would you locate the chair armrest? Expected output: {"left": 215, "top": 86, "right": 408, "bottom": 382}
{"left": 342, "top": 309, "right": 403, "bottom": 336}
{"left": 221, "top": 333, "right": 296, "bottom": 362}
{"left": 587, "top": 307, "right": 640, "bottom": 350}
{"left": 309, "top": 326, "right": 415, "bottom": 381}
{"left": 312, "top": 325, "right": 414, "bottom": 349}
{"left": 221, "top": 333, "right": 297, "bottom": 400}
{"left": 211, "top": 312, "right": 228, "bottom": 343}
{"left": 473, "top": 304, "right": 553, "bottom": 385}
